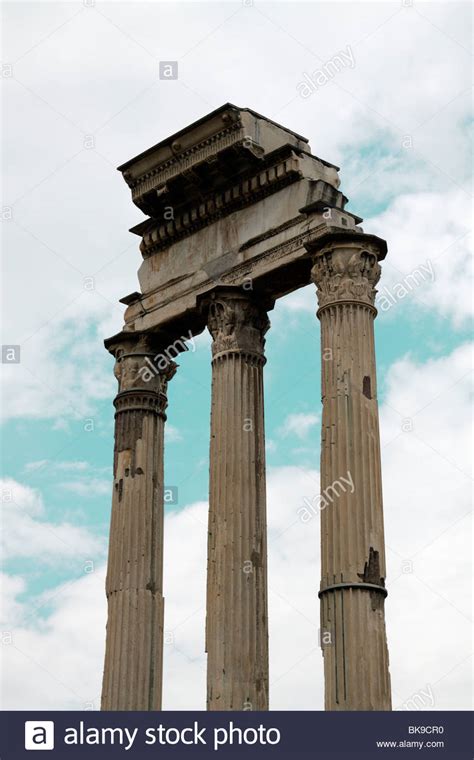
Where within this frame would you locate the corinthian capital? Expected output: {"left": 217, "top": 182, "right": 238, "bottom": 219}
{"left": 203, "top": 289, "right": 271, "bottom": 359}
{"left": 309, "top": 234, "right": 386, "bottom": 310}
{"left": 105, "top": 331, "right": 177, "bottom": 397}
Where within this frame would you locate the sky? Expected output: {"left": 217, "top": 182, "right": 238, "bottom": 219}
{"left": 1, "top": 0, "right": 472, "bottom": 711}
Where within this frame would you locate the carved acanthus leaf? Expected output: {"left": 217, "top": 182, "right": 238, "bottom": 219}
{"left": 311, "top": 244, "right": 381, "bottom": 308}
{"left": 111, "top": 334, "right": 177, "bottom": 396}
{"left": 207, "top": 296, "right": 270, "bottom": 358}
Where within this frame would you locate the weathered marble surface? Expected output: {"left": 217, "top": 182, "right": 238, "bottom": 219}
{"left": 102, "top": 104, "right": 391, "bottom": 713}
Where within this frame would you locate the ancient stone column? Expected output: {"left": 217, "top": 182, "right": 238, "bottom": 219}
{"left": 309, "top": 233, "right": 391, "bottom": 711}
{"left": 101, "top": 332, "right": 176, "bottom": 710}
{"left": 203, "top": 288, "right": 271, "bottom": 711}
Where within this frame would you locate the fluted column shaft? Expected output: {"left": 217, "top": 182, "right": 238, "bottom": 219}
{"left": 204, "top": 289, "right": 270, "bottom": 711}
{"left": 101, "top": 333, "right": 176, "bottom": 710}
{"left": 310, "top": 235, "right": 391, "bottom": 710}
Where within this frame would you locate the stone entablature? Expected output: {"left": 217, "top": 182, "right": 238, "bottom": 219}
{"left": 132, "top": 149, "right": 304, "bottom": 256}
{"left": 118, "top": 104, "right": 337, "bottom": 212}
{"left": 115, "top": 104, "right": 364, "bottom": 337}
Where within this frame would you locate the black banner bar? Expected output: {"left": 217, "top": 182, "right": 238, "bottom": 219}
{"left": 1, "top": 710, "right": 472, "bottom": 759}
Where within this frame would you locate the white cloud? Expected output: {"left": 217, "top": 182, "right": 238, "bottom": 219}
{"left": 165, "top": 425, "right": 183, "bottom": 443}
{"left": 0, "top": 303, "right": 117, "bottom": 423}
{"left": 368, "top": 190, "right": 473, "bottom": 326}
{"left": 0, "top": 570, "right": 107, "bottom": 710}
{"left": 380, "top": 342, "right": 473, "bottom": 488}
{"left": 278, "top": 412, "right": 320, "bottom": 439}
{"left": 58, "top": 479, "right": 111, "bottom": 498}
{"left": 0, "top": 478, "right": 105, "bottom": 563}
{"left": 379, "top": 343, "right": 473, "bottom": 709}
{"left": 23, "top": 460, "right": 49, "bottom": 472}
{"left": 22, "top": 461, "right": 112, "bottom": 500}
{"left": 0, "top": 573, "right": 27, "bottom": 629}
{"left": 25, "top": 460, "right": 89, "bottom": 473}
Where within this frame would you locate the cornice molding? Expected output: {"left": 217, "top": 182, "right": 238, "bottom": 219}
{"left": 128, "top": 122, "right": 245, "bottom": 203}
{"left": 138, "top": 153, "right": 303, "bottom": 257}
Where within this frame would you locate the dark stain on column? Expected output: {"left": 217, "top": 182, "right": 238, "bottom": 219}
{"left": 358, "top": 547, "right": 382, "bottom": 584}
{"left": 113, "top": 406, "right": 147, "bottom": 478}
{"left": 358, "top": 547, "right": 385, "bottom": 611}
{"left": 250, "top": 548, "right": 262, "bottom": 569}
